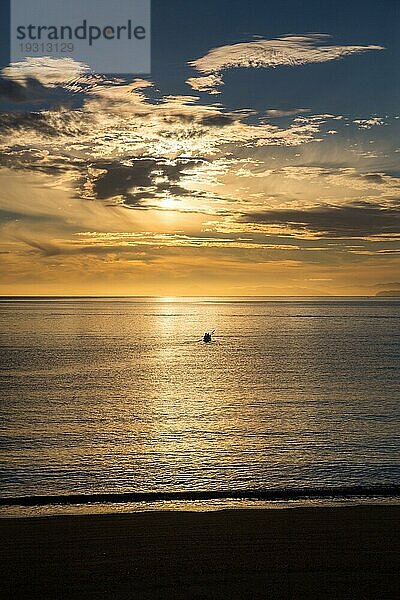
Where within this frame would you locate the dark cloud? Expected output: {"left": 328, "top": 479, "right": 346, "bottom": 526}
{"left": 0, "top": 109, "right": 86, "bottom": 137}
{"left": 0, "top": 145, "right": 84, "bottom": 175}
{"left": 156, "top": 105, "right": 237, "bottom": 128}
{"left": 362, "top": 174, "right": 384, "bottom": 184}
{"left": 18, "top": 236, "right": 162, "bottom": 260}
{"left": 374, "top": 282, "right": 400, "bottom": 288}
{"left": 19, "top": 237, "right": 63, "bottom": 257}
{"left": 87, "top": 157, "right": 205, "bottom": 205}
{"left": 0, "top": 111, "right": 55, "bottom": 135}
{"left": 0, "top": 129, "right": 208, "bottom": 208}
{"left": 0, "top": 77, "right": 30, "bottom": 102}
{"left": 198, "top": 114, "right": 235, "bottom": 127}
{"left": 239, "top": 202, "right": 400, "bottom": 237}
{"left": 0, "top": 75, "right": 85, "bottom": 110}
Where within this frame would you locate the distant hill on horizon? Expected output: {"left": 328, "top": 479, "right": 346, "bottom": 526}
{"left": 376, "top": 290, "right": 400, "bottom": 297}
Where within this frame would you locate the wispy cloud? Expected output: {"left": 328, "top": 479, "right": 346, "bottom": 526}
{"left": 2, "top": 56, "right": 89, "bottom": 84}
{"left": 264, "top": 108, "right": 310, "bottom": 118}
{"left": 187, "top": 34, "right": 384, "bottom": 93}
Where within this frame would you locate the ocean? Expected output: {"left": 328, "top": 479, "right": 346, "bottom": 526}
{"left": 1, "top": 297, "right": 399, "bottom": 515}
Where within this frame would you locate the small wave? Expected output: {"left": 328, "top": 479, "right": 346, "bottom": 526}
{"left": 1, "top": 485, "right": 399, "bottom": 507}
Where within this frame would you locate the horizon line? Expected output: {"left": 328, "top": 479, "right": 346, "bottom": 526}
{"left": 0, "top": 294, "right": 394, "bottom": 299}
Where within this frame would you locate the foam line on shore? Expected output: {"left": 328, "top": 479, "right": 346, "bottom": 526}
{"left": 1, "top": 484, "right": 399, "bottom": 507}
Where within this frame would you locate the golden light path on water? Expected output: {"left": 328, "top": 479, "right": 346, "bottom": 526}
{"left": 1, "top": 297, "right": 399, "bottom": 515}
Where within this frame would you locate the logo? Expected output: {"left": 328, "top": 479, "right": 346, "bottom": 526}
{"left": 11, "top": 0, "right": 151, "bottom": 74}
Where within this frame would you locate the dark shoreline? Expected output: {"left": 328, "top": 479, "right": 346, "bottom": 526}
{"left": 2, "top": 505, "right": 399, "bottom": 599}
{"left": 1, "top": 484, "right": 399, "bottom": 507}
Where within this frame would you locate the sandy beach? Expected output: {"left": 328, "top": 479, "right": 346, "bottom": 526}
{"left": 1, "top": 505, "right": 399, "bottom": 599}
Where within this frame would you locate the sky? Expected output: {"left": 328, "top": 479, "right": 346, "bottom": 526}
{"left": 0, "top": 0, "right": 399, "bottom": 296}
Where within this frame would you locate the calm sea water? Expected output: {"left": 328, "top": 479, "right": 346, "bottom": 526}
{"left": 1, "top": 297, "right": 399, "bottom": 511}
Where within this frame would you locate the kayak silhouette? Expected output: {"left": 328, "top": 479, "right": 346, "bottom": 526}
{"left": 203, "top": 330, "right": 215, "bottom": 343}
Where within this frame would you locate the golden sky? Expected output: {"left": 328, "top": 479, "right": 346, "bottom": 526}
{"left": 0, "top": 33, "right": 399, "bottom": 296}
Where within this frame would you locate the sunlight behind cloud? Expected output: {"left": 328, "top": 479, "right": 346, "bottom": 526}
{"left": 0, "top": 33, "right": 398, "bottom": 297}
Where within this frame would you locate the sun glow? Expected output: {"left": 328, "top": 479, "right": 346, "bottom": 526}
{"left": 161, "top": 197, "right": 179, "bottom": 210}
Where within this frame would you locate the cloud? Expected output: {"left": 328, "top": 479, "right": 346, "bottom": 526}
{"left": 353, "top": 117, "right": 385, "bottom": 129}
{"left": 72, "top": 231, "right": 297, "bottom": 250}
{"left": 373, "top": 282, "right": 400, "bottom": 288}
{"left": 1, "top": 59, "right": 398, "bottom": 283}
{"left": 0, "top": 75, "right": 86, "bottom": 109}
{"left": 0, "top": 110, "right": 90, "bottom": 139}
{"left": 0, "top": 57, "right": 93, "bottom": 109}
{"left": 2, "top": 57, "right": 89, "bottom": 84}
{"left": 187, "top": 34, "right": 384, "bottom": 93}
{"left": 238, "top": 202, "right": 400, "bottom": 238}
{"left": 185, "top": 74, "right": 224, "bottom": 94}
{"left": 81, "top": 157, "right": 205, "bottom": 206}
{"left": 0, "top": 57, "right": 340, "bottom": 214}
{"left": 264, "top": 108, "right": 310, "bottom": 118}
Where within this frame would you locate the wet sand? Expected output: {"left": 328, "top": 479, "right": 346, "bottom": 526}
{"left": 1, "top": 505, "right": 399, "bottom": 599}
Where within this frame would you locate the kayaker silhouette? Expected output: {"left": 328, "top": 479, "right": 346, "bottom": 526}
{"left": 203, "top": 331, "right": 214, "bottom": 343}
